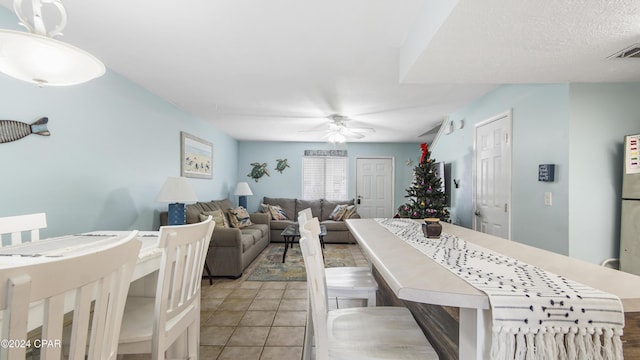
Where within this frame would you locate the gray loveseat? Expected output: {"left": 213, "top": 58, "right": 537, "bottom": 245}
{"left": 261, "top": 197, "right": 359, "bottom": 243}
{"left": 160, "top": 199, "right": 269, "bottom": 278}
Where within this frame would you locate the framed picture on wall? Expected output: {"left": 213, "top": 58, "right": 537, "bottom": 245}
{"left": 181, "top": 131, "right": 213, "bottom": 179}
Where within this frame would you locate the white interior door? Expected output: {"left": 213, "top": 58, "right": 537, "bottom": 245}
{"left": 473, "top": 110, "right": 512, "bottom": 239}
{"left": 355, "top": 157, "right": 394, "bottom": 218}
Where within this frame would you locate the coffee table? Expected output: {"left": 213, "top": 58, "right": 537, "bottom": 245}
{"left": 281, "top": 223, "right": 327, "bottom": 263}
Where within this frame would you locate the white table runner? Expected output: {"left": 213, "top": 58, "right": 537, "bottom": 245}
{"left": 377, "top": 218, "right": 624, "bottom": 360}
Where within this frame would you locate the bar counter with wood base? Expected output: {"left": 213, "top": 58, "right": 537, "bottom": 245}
{"left": 346, "top": 219, "right": 640, "bottom": 359}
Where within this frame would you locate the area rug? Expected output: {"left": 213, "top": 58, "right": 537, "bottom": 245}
{"left": 247, "top": 243, "right": 356, "bottom": 281}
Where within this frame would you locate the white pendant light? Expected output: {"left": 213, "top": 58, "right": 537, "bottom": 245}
{"left": 0, "top": 0, "right": 105, "bottom": 87}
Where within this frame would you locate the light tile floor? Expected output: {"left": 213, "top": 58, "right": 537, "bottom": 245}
{"left": 123, "top": 243, "right": 369, "bottom": 360}
{"left": 199, "top": 243, "right": 370, "bottom": 360}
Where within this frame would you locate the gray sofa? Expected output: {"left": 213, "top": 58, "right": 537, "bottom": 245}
{"left": 160, "top": 199, "right": 269, "bottom": 278}
{"left": 261, "top": 197, "right": 359, "bottom": 243}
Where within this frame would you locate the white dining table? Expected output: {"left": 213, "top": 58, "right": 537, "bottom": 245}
{"left": 0, "top": 231, "right": 161, "bottom": 278}
{"left": 0, "top": 230, "right": 162, "bottom": 331}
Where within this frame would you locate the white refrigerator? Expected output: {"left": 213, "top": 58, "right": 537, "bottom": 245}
{"left": 620, "top": 134, "right": 640, "bottom": 275}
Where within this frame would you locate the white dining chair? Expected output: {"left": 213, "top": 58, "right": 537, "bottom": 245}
{"left": 298, "top": 207, "right": 313, "bottom": 224}
{"left": 117, "top": 216, "right": 215, "bottom": 359}
{"left": 0, "top": 212, "right": 47, "bottom": 247}
{"left": 298, "top": 213, "right": 378, "bottom": 307}
{"left": 298, "top": 227, "right": 439, "bottom": 360}
{"left": 0, "top": 231, "right": 141, "bottom": 360}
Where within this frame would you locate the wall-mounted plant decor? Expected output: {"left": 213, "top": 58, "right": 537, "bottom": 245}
{"left": 275, "top": 158, "right": 290, "bottom": 173}
{"left": 248, "top": 162, "right": 270, "bottom": 182}
{"left": 0, "top": 117, "right": 50, "bottom": 143}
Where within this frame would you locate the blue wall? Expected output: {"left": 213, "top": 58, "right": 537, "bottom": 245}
{"left": 237, "top": 141, "right": 421, "bottom": 213}
{"left": 432, "top": 83, "right": 640, "bottom": 264}
{"left": 568, "top": 83, "right": 640, "bottom": 264}
{"left": 1, "top": 7, "right": 237, "bottom": 238}
{"left": 432, "top": 84, "right": 570, "bottom": 255}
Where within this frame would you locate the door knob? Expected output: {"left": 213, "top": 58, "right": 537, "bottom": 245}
{"left": 474, "top": 210, "right": 481, "bottom": 216}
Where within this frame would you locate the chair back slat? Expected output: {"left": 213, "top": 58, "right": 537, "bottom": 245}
{"left": 0, "top": 231, "right": 140, "bottom": 360}
{"left": 69, "top": 284, "right": 94, "bottom": 359}
{"left": 299, "top": 224, "right": 330, "bottom": 360}
{"left": 153, "top": 217, "right": 215, "bottom": 355}
{"left": 0, "top": 213, "right": 47, "bottom": 247}
{"left": 42, "top": 294, "right": 65, "bottom": 358}
{"left": 298, "top": 208, "right": 312, "bottom": 227}
{"left": 303, "top": 217, "right": 322, "bottom": 238}
{"left": 3, "top": 274, "right": 31, "bottom": 359}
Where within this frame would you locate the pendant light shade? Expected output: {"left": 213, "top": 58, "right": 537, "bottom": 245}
{"left": 0, "top": 29, "right": 105, "bottom": 86}
{"left": 0, "top": 0, "right": 105, "bottom": 87}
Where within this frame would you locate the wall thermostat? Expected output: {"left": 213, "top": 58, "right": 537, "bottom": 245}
{"left": 538, "top": 164, "right": 555, "bottom": 182}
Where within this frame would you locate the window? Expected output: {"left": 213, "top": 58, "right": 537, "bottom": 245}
{"left": 302, "top": 156, "right": 347, "bottom": 200}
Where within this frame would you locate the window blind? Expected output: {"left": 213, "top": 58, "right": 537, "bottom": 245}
{"left": 302, "top": 157, "right": 347, "bottom": 200}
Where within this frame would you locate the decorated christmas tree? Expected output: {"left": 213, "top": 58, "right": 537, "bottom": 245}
{"left": 397, "top": 143, "right": 450, "bottom": 221}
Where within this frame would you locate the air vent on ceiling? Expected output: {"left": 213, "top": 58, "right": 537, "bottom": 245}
{"left": 609, "top": 44, "right": 640, "bottom": 59}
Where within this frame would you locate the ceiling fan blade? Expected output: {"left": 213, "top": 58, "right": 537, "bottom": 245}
{"left": 296, "top": 113, "right": 377, "bottom": 141}
{"left": 337, "top": 128, "right": 365, "bottom": 139}
{"left": 215, "top": 110, "right": 325, "bottom": 120}
{"left": 345, "top": 132, "right": 366, "bottom": 139}
{"left": 348, "top": 126, "right": 376, "bottom": 133}
{"left": 298, "top": 128, "right": 327, "bottom": 133}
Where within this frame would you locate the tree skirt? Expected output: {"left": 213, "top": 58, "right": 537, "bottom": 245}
{"left": 247, "top": 243, "right": 356, "bottom": 281}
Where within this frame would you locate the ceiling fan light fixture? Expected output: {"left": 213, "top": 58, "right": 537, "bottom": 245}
{"left": 327, "top": 132, "right": 346, "bottom": 144}
{"left": 0, "top": 0, "right": 105, "bottom": 87}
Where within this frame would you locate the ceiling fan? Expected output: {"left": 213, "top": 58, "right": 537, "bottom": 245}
{"left": 302, "top": 114, "right": 375, "bottom": 143}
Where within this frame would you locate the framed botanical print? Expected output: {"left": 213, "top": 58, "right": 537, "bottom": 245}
{"left": 180, "top": 131, "right": 213, "bottom": 179}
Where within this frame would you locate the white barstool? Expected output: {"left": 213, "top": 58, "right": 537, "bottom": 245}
{"left": 299, "top": 226, "right": 439, "bottom": 360}
{"left": 299, "top": 212, "right": 378, "bottom": 307}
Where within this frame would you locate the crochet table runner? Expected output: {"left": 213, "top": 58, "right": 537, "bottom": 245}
{"left": 376, "top": 218, "right": 624, "bottom": 360}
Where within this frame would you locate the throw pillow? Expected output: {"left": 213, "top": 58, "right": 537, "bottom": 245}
{"left": 199, "top": 210, "right": 227, "bottom": 228}
{"left": 228, "top": 206, "right": 253, "bottom": 229}
{"left": 259, "top": 203, "right": 270, "bottom": 214}
{"left": 329, "top": 204, "right": 348, "bottom": 221}
{"left": 342, "top": 205, "right": 357, "bottom": 220}
{"left": 268, "top": 204, "right": 289, "bottom": 220}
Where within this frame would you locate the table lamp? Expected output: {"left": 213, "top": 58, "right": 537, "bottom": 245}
{"left": 234, "top": 182, "right": 253, "bottom": 209}
{"left": 157, "top": 176, "right": 198, "bottom": 225}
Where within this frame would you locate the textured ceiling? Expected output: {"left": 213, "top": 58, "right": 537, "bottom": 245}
{"left": 402, "top": 0, "right": 640, "bottom": 84}
{"left": 1, "top": 0, "right": 639, "bottom": 143}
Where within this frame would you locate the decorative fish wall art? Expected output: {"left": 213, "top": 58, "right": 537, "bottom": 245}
{"left": 0, "top": 117, "right": 50, "bottom": 143}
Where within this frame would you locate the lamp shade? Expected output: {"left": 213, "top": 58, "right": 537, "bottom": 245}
{"left": 0, "top": 29, "right": 105, "bottom": 86}
{"left": 233, "top": 182, "right": 253, "bottom": 196}
{"left": 156, "top": 177, "right": 198, "bottom": 203}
